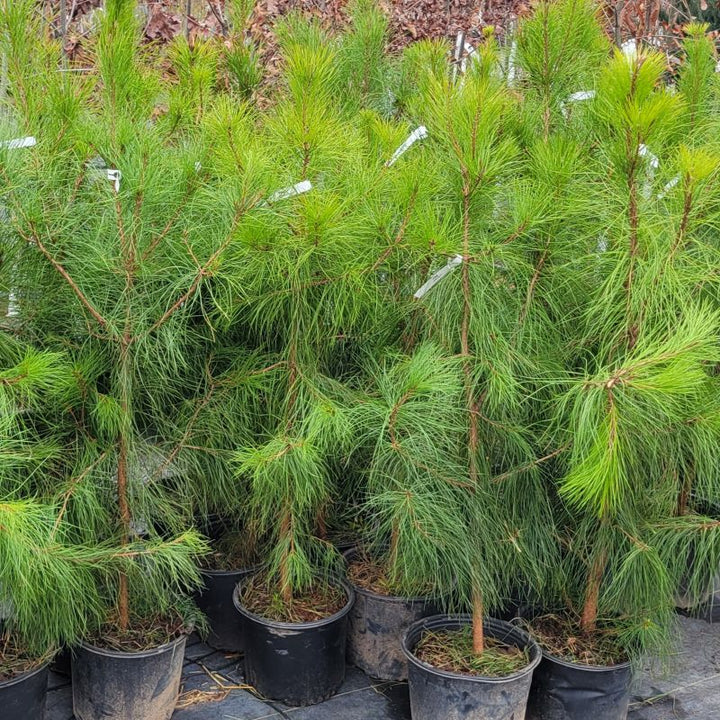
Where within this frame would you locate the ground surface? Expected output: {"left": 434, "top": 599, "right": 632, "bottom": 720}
{"left": 45, "top": 614, "right": 720, "bottom": 720}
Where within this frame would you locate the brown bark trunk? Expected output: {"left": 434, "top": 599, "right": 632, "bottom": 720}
{"left": 280, "top": 509, "right": 293, "bottom": 605}
{"left": 580, "top": 548, "right": 607, "bottom": 635}
{"left": 472, "top": 589, "right": 484, "bottom": 655}
{"left": 117, "top": 431, "right": 131, "bottom": 631}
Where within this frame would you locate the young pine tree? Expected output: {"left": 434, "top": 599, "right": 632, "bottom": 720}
{"left": 0, "top": 0, "right": 244, "bottom": 642}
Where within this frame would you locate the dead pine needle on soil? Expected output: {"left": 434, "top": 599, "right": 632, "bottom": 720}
{"left": 89, "top": 613, "right": 189, "bottom": 653}
{"left": 414, "top": 626, "right": 530, "bottom": 678}
{"left": 528, "top": 614, "right": 629, "bottom": 667}
{"left": 0, "top": 634, "right": 52, "bottom": 682}
{"left": 347, "top": 554, "right": 398, "bottom": 596}
{"left": 240, "top": 574, "right": 346, "bottom": 623}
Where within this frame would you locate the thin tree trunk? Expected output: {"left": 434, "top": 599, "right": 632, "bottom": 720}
{"left": 461, "top": 186, "right": 484, "bottom": 655}
{"left": 280, "top": 508, "right": 293, "bottom": 605}
{"left": 472, "top": 588, "right": 484, "bottom": 655}
{"left": 117, "top": 425, "right": 131, "bottom": 630}
{"left": 580, "top": 547, "right": 607, "bottom": 634}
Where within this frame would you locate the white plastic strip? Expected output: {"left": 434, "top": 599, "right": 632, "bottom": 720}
{"left": 568, "top": 90, "right": 596, "bottom": 103}
{"left": 0, "top": 136, "right": 36, "bottom": 150}
{"left": 460, "top": 41, "right": 477, "bottom": 75}
{"left": 106, "top": 169, "right": 121, "bottom": 193}
{"left": 267, "top": 180, "right": 313, "bottom": 203}
{"left": 506, "top": 38, "right": 518, "bottom": 86}
{"left": 639, "top": 144, "right": 659, "bottom": 171}
{"left": 622, "top": 39, "right": 638, "bottom": 58}
{"left": 560, "top": 90, "right": 596, "bottom": 118}
{"left": 657, "top": 174, "right": 680, "bottom": 200}
{"left": 386, "top": 126, "right": 428, "bottom": 167}
{"left": 6, "top": 290, "right": 19, "bottom": 317}
{"left": 413, "top": 255, "right": 463, "bottom": 299}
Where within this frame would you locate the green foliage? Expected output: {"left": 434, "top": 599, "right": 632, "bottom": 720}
{"left": 1, "top": 0, "right": 719, "bottom": 671}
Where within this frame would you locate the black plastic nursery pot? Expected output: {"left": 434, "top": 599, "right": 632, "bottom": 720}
{"left": 233, "top": 575, "right": 355, "bottom": 706}
{"left": 345, "top": 550, "right": 439, "bottom": 681}
{"left": 197, "top": 568, "right": 254, "bottom": 652}
{"left": 525, "top": 650, "right": 632, "bottom": 720}
{"left": 0, "top": 661, "right": 50, "bottom": 720}
{"left": 402, "top": 615, "right": 542, "bottom": 720}
{"left": 72, "top": 634, "right": 186, "bottom": 720}
{"left": 51, "top": 646, "right": 72, "bottom": 676}
{"left": 676, "top": 500, "right": 720, "bottom": 622}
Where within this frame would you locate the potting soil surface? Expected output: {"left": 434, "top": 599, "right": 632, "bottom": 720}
{"left": 45, "top": 614, "right": 720, "bottom": 720}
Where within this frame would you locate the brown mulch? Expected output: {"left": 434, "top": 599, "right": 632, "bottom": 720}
{"left": 44, "top": 0, "right": 720, "bottom": 70}
{"left": 527, "top": 614, "right": 629, "bottom": 667}
{"left": 0, "top": 634, "right": 51, "bottom": 682}
{"left": 347, "top": 554, "right": 397, "bottom": 595}
{"left": 201, "top": 533, "right": 260, "bottom": 572}
{"left": 50, "top": 0, "right": 528, "bottom": 62}
{"left": 239, "top": 574, "right": 346, "bottom": 623}
{"left": 89, "top": 613, "right": 189, "bottom": 652}
{"left": 415, "top": 625, "right": 530, "bottom": 677}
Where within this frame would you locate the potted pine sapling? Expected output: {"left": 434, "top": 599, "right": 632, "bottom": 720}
{"left": 0, "top": 498, "right": 112, "bottom": 720}
{"left": 189, "top": 349, "right": 274, "bottom": 653}
{"left": 530, "top": 316, "right": 720, "bottom": 720}
{"left": 345, "top": 345, "right": 470, "bottom": 681}
{"left": 0, "top": 2, "right": 274, "bottom": 717}
{"left": 225, "top": 16, "right": 400, "bottom": 706}
{"left": 0, "top": 342, "right": 106, "bottom": 720}
{"left": 340, "top": 80, "right": 478, "bottom": 682}
{"left": 194, "top": 0, "right": 405, "bottom": 654}
{"left": 394, "top": 31, "right": 564, "bottom": 720}
{"left": 525, "top": 38, "right": 720, "bottom": 720}
{"left": 650, "top": 24, "right": 720, "bottom": 621}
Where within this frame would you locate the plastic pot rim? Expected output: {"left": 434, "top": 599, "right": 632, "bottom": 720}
{"left": 0, "top": 658, "right": 50, "bottom": 689}
{"left": 342, "top": 547, "right": 437, "bottom": 604}
{"left": 233, "top": 573, "right": 355, "bottom": 630}
{"left": 78, "top": 631, "right": 187, "bottom": 660}
{"left": 201, "top": 565, "right": 258, "bottom": 579}
{"left": 537, "top": 647, "right": 632, "bottom": 673}
{"left": 402, "top": 613, "right": 542, "bottom": 684}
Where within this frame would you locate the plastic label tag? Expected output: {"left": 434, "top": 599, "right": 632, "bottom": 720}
{"left": 657, "top": 174, "right": 680, "bottom": 199}
{"left": 106, "top": 169, "right": 121, "bottom": 193}
{"left": 0, "top": 136, "right": 36, "bottom": 150}
{"left": 386, "top": 126, "right": 428, "bottom": 167}
{"left": 413, "top": 255, "right": 463, "bottom": 299}
{"left": 6, "top": 290, "right": 19, "bottom": 318}
{"left": 561, "top": 90, "right": 595, "bottom": 117}
{"left": 507, "top": 39, "right": 518, "bottom": 85}
{"left": 639, "top": 144, "right": 659, "bottom": 170}
{"left": 267, "top": 180, "right": 313, "bottom": 203}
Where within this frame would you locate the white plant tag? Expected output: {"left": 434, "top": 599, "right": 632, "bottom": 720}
{"left": 0, "top": 136, "right": 36, "bottom": 150}
{"left": 413, "top": 254, "right": 463, "bottom": 299}
{"left": 561, "top": 90, "right": 596, "bottom": 118}
{"left": 567, "top": 90, "right": 596, "bottom": 103}
{"left": 267, "top": 180, "right": 313, "bottom": 203}
{"left": 657, "top": 174, "right": 680, "bottom": 199}
{"left": 460, "top": 41, "right": 477, "bottom": 75}
{"left": 622, "top": 39, "right": 638, "bottom": 58}
{"left": 386, "top": 126, "right": 428, "bottom": 167}
{"left": 506, "top": 38, "right": 518, "bottom": 86}
{"left": 639, "top": 144, "right": 659, "bottom": 171}
{"left": 106, "top": 169, "right": 121, "bottom": 193}
{"left": 6, "top": 290, "right": 19, "bottom": 318}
